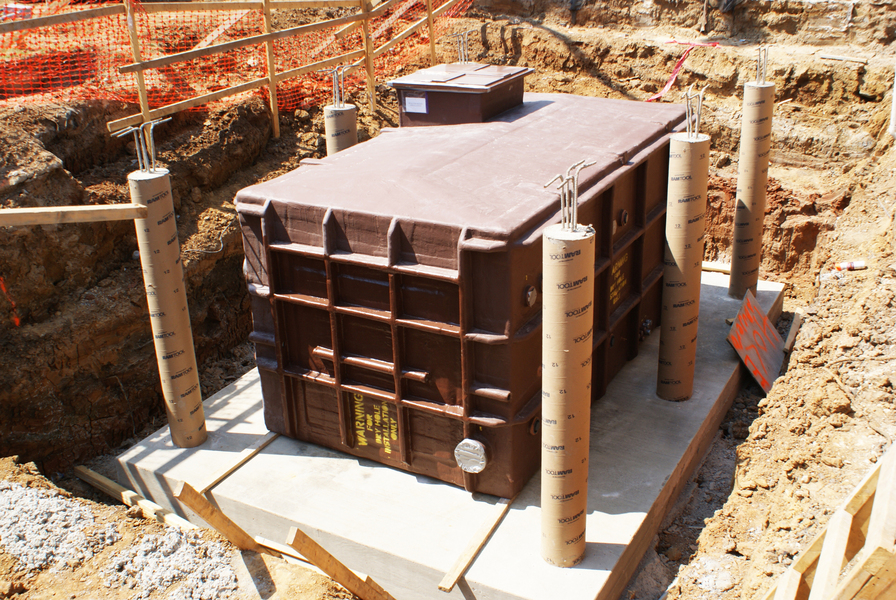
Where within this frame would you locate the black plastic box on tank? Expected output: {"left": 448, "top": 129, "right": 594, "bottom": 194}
{"left": 235, "top": 93, "right": 686, "bottom": 498}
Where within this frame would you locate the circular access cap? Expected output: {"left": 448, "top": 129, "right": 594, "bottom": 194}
{"left": 454, "top": 439, "right": 488, "bottom": 474}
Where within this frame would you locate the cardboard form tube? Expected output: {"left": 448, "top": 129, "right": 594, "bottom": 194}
{"left": 324, "top": 104, "right": 359, "bottom": 156}
{"left": 657, "top": 133, "right": 710, "bottom": 401}
{"left": 889, "top": 65, "right": 896, "bottom": 138}
{"left": 728, "top": 82, "right": 775, "bottom": 299}
{"left": 541, "top": 224, "right": 595, "bottom": 568}
{"left": 129, "top": 169, "right": 207, "bottom": 448}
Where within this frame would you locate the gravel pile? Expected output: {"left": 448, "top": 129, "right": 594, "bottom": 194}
{"left": 105, "top": 527, "right": 238, "bottom": 600}
{"left": 0, "top": 480, "right": 120, "bottom": 572}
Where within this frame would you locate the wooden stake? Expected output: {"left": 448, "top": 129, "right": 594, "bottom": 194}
{"left": 426, "top": 0, "right": 435, "bottom": 64}
{"left": 74, "top": 466, "right": 198, "bottom": 530}
{"left": 286, "top": 527, "right": 395, "bottom": 600}
{"left": 261, "top": 0, "right": 281, "bottom": 138}
{"left": 438, "top": 495, "right": 514, "bottom": 592}
{"left": 864, "top": 447, "right": 896, "bottom": 552}
{"left": 175, "top": 481, "right": 264, "bottom": 552}
{"left": 361, "top": 0, "right": 377, "bottom": 112}
{"left": 123, "top": 0, "right": 152, "bottom": 124}
{"left": 807, "top": 510, "right": 853, "bottom": 600}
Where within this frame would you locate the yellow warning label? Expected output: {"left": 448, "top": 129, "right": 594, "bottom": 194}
{"left": 350, "top": 392, "right": 398, "bottom": 456}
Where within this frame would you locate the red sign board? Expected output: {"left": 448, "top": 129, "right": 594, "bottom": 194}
{"left": 726, "top": 290, "right": 785, "bottom": 393}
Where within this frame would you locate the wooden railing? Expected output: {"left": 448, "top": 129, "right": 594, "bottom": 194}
{"left": 761, "top": 444, "right": 896, "bottom": 600}
{"left": 0, "top": 0, "right": 463, "bottom": 137}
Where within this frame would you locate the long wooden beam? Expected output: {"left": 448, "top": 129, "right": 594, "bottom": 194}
{"left": 118, "top": 12, "right": 367, "bottom": 74}
{"left": 438, "top": 496, "right": 514, "bottom": 592}
{"left": 74, "top": 466, "right": 198, "bottom": 530}
{"left": 109, "top": 46, "right": 364, "bottom": 133}
{"left": 273, "top": 48, "right": 365, "bottom": 83}
{"left": 142, "top": 0, "right": 362, "bottom": 11}
{"left": 107, "top": 76, "right": 270, "bottom": 132}
{"left": 0, "top": 5, "right": 125, "bottom": 34}
{"left": 0, "top": 204, "right": 147, "bottom": 227}
{"left": 286, "top": 527, "right": 396, "bottom": 600}
{"left": 175, "top": 481, "right": 264, "bottom": 552}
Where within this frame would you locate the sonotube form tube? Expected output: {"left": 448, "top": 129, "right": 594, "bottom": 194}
{"left": 541, "top": 225, "right": 595, "bottom": 567}
{"left": 129, "top": 169, "right": 207, "bottom": 448}
{"left": 728, "top": 82, "right": 775, "bottom": 299}
{"left": 657, "top": 133, "right": 710, "bottom": 401}
{"left": 889, "top": 65, "right": 896, "bottom": 138}
{"left": 324, "top": 104, "right": 359, "bottom": 156}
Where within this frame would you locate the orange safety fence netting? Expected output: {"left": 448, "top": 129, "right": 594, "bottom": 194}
{"left": 0, "top": 0, "right": 473, "bottom": 113}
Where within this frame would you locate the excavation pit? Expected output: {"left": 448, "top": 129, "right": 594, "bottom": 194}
{"left": 116, "top": 272, "right": 784, "bottom": 600}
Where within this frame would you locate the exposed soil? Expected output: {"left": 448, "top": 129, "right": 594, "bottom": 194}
{"left": 2, "top": 0, "right": 896, "bottom": 598}
{"left": 0, "top": 457, "right": 356, "bottom": 600}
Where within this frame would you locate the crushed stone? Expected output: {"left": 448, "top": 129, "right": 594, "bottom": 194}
{"left": 105, "top": 527, "right": 238, "bottom": 600}
{"left": 0, "top": 480, "right": 120, "bottom": 572}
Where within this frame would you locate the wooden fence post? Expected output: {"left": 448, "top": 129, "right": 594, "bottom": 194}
{"left": 262, "top": 0, "right": 281, "bottom": 138}
{"left": 123, "top": 0, "right": 151, "bottom": 124}
{"left": 426, "top": 0, "right": 435, "bottom": 64}
{"left": 361, "top": 0, "right": 377, "bottom": 111}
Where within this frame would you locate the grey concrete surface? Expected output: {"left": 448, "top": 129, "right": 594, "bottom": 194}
{"left": 117, "top": 272, "right": 785, "bottom": 600}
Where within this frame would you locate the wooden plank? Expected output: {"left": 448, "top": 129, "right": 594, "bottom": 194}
{"left": 832, "top": 548, "right": 896, "bottom": 600}
{"left": 334, "top": 20, "right": 361, "bottom": 39}
{"left": 0, "top": 203, "right": 147, "bottom": 227}
{"left": 426, "top": 0, "right": 435, "bottom": 63}
{"left": 261, "top": 0, "right": 281, "bottom": 139}
{"left": 142, "top": 1, "right": 262, "bottom": 12}
{"left": 141, "top": 0, "right": 361, "bottom": 11}
{"left": 819, "top": 54, "right": 868, "bottom": 65}
{"left": 784, "top": 309, "right": 804, "bottom": 353}
{"left": 175, "top": 481, "right": 264, "bottom": 552}
{"left": 272, "top": 0, "right": 363, "bottom": 7}
{"left": 286, "top": 527, "right": 396, "bottom": 600}
{"left": 273, "top": 49, "right": 365, "bottom": 82}
{"left": 854, "top": 550, "right": 896, "bottom": 599}
{"left": 124, "top": 0, "right": 152, "bottom": 123}
{"left": 438, "top": 496, "right": 514, "bottom": 592}
{"left": 845, "top": 457, "right": 883, "bottom": 515}
{"left": 194, "top": 10, "right": 251, "bottom": 50}
{"left": 108, "top": 76, "right": 270, "bottom": 132}
{"left": 701, "top": 261, "right": 731, "bottom": 274}
{"left": 0, "top": 4, "right": 124, "bottom": 34}
{"left": 774, "top": 569, "right": 803, "bottom": 600}
{"left": 256, "top": 536, "right": 311, "bottom": 563}
{"left": 807, "top": 510, "right": 853, "bottom": 600}
{"left": 118, "top": 11, "right": 368, "bottom": 74}
{"left": 333, "top": 0, "right": 394, "bottom": 39}
{"left": 864, "top": 447, "right": 896, "bottom": 552}
{"left": 74, "top": 466, "right": 198, "bottom": 530}
{"left": 195, "top": 431, "right": 280, "bottom": 495}
{"left": 257, "top": 534, "right": 389, "bottom": 599}
{"left": 759, "top": 453, "right": 884, "bottom": 600}
{"left": 372, "top": 0, "right": 460, "bottom": 58}
{"left": 361, "top": 0, "right": 377, "bottom": 111}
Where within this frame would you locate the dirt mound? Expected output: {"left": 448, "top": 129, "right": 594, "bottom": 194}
{"left": 704, "top": 175, "right": 849, "bottom": 296}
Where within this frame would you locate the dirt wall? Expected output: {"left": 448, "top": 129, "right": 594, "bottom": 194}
{"left": 475, "top": 0, "right": 896, "bottom": 47}
{"left": 0, "top": 99, "right": 270, "bottom": 471}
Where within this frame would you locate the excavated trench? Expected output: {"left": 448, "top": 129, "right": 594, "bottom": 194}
{"left": 1, "top": 0, "right": 891, "bottom": 476}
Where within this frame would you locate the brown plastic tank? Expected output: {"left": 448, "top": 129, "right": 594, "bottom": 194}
{"left": 235, "top": 93, "right": 686, "bottom": 498}
{"left": 388, "top": 63, "right": 533, "bottom": 127}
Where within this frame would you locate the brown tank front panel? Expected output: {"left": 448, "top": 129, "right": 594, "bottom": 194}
{"left": 235, "top": 93, "right": 686, "bottom": 497}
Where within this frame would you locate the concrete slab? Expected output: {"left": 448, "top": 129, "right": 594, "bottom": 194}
{"left": 117, "top": 272, "right": 785, "bottom": 600}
